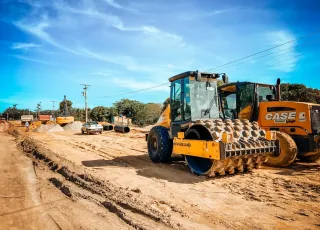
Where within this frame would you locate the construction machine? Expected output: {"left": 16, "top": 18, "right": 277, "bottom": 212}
{"left": 56, "top": 95, "right": 75, "bottom": 126}
{"left": 218, "top": 79, "right": 320, "bottom": 166}
{"left": 147, "top": 71, "right": 279, "bottom": 176}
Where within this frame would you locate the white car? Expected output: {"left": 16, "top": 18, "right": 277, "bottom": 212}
{"left": 81, "top": 121, "right": 103, "bottom": 134}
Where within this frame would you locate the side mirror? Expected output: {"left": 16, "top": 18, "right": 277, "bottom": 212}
{"left": 222, "top": 74, "right": 229, "bottom": 84}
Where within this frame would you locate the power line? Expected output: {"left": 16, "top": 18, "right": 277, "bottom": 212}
{"left": 206, "top": 29, "right": 320, "bottom": 71}
{"left": 218, "top": 48, "right": 299, "bottom": 71}
{"left": 97, "top": 82, "right": 169, "bottom": 98}
{"left": 95, "top": 29, "right": 320, "bottom": 98}
{"left": 214, "top": 38, "right": 320, "bottom": 71}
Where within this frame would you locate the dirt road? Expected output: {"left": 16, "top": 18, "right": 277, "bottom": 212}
{"left": 1, "top": 125, "right": 320, "bottom": 229}
{"left": 0, "top": 126, "right": 59, "bottom": 229}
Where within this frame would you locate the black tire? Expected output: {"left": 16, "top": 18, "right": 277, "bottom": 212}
{"left": 81, "top": 129, "right": 84, "bottom": 134}
{"left": 100, "top": 131, "right": 102, "bottom": 134}
{"left": 185, "top": 128, "right": 201, "bottom": 140}
{"left": 299, "top": 152, "right": 320, "bottom": 162}
{"left": 299, "top": 139, "right": 320, "bottom": 162}
{"left": 147, "top": 126, "right": 172, "bottom": 163}
{"left": 265, "top": 132, "right": 297, "bottom": 167}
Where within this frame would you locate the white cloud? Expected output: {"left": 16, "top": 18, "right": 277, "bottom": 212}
{"left": 11, "top": 42, "right": 41, "bottom": 50}
{"left": 64, "top": 6, "right": 184, "bottom": 45}
{"left": 14, "top": 20, "right": 82, "bottom": 56}
{"left": 180, "top": 7, "right": 240, "bottom": 20}
{"left": 141, "top": 26, "right": 185, "bottom": 46}
{"left": 265, "top": 30, "right": 299, "bottom": 72}
{"left": 102, "top": 0, "right": 137, "bottom": 13}
{"left": 12, "top": 55, "right": 54, "bottom": 65}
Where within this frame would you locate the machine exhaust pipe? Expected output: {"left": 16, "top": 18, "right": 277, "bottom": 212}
{"left": 103, "top": 125, "right": 114, "bottom": 131}
{"left": 276, "top": 78, "right": 281, "bottom": 101}
{"left": 114, "top": 125, "right": 130, "bottom": 133}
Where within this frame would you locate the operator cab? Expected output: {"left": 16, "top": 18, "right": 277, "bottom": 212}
{"left": 219, "top": 82, "right": 278, "bottom": 120}
{"left": 169, "top": 71, "right": 227, "bottom": 136}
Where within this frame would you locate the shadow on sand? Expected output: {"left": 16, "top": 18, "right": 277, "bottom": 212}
{"left": 82, "top": 154, "right": 320, "bottom": 184}
{"left": 271, "top": 161, "right": 320, "bottom": 176}
{"left": 81, "top": 154, "right": 209, "bottom": 184}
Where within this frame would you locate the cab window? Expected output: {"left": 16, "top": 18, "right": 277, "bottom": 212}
{"left": 183, "top": 78, "right": 191, "bottom": 120}
{"left": 171, "top": 79, "right": 182, "bottom": 122}
{"left": 221, "top": 92, "right": 237, "bottom": 119}
{"left": 237, "top": 83, "right": 254, "bottom": 119}
{"left": 257, "top": 85, "right": 275, "bottom": 101}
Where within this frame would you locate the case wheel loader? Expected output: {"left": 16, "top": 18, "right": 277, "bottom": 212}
{"left": 147, "top": 71, "right": 279, "bottom": 176}
{"left": 218, "top": 79, "right": 320, "bottom": 167}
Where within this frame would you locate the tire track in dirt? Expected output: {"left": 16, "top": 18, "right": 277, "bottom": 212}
{"left": 19, "top": 137, "right": 185, "bottom": 230}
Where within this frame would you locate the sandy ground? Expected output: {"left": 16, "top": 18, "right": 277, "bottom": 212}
{"left": 1, "top": 124, "right": 320, "bottom": 229}
{"left": 0, "top": 125, "right": 58, "bottom": 229}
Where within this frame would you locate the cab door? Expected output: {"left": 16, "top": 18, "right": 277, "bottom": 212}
{"left": 237, "top": 83, "right": 255, "bottom": 120}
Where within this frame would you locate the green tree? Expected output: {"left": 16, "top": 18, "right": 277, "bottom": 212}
{"left": 59, "top": 99, "right": 73, "bottom": 114}
{"left": 217, "top": 79, "right": 224, "bottom": 87}
{"left": 161, "top": 97, "right": 170, "bottom": 113}
{"left": 281, "top": 84, "right": 320, "bottom": 104}
{"left": 134, "top": 103, "right": 162, "bottom": 126}
{"left": 2, "top": 107, "right": 34, "bottom": 120}
{"left": 70, "top": 108, "right": 85, "bottom": 121}
{"left": 113, "top": 99, "right": 144, "bottom": 121}
{"left": 90, "top": 106, "right": 115, "bottom": 122}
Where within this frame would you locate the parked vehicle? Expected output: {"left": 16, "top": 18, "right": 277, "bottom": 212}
{"left": 81, "top": 121, "right": 103, "bottom": 134}
{"left": 0, "top": 117, "right": 6, "bottom": 123}
{"left": 21, "top": 115, "right": 34, "bottom": 125}
{"left": 38, "top": 115, "right": 52, "bottom": 123}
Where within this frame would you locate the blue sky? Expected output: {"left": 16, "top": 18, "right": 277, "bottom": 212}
{"left": 1, "top": 0, "right": 320, "bottom": 112}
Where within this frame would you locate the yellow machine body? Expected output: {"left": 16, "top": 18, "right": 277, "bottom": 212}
{"left": 219, "top": 81, "right": 320, "bottom": 163}
{"left": 257, "top": 101, "right": 317, "bottom": 135}
{"left": 156, "top": 105, "right": 171, "bottom": 128}
{"left": 147, "top": 71, "right": 280, "bottom": 176}
{"left": 173, "top": 137, "right": 221, "bottom": 160}
{"left": 172, "top": 130, "right": 276, "bottom": 160}
{"left": 56, "top": 116, "right": 75, "bottom": 125}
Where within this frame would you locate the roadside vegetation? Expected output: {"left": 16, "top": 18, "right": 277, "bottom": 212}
{"left": 2, "top": 83, "right": 320, "bottom": 127}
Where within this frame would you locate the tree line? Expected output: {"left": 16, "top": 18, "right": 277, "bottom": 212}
{"left": 1, "top": 83, "right": 320, "bottom": 126}
{"left": 1, "top": 98, "right": 162, "bottom": 127}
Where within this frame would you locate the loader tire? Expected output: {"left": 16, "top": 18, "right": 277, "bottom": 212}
{"left": 147, "top": 126, "right": 172, "bottom": 163}
{"left": 299, "top": 139, "right": 320, "bottom": 162}
{"left": 299, "top": 152, "right": 320, "bottom": 162}
{"left": 265, "top": 132, "right": 297, "bottom": 167}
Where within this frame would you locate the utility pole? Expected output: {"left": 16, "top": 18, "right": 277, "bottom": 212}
{"left": 50, "top": 100, "right": 57, "bottom": 117}
{"left": 81, "top": 84, "right": 90, "bottom": 122}
{"left": 36, "top": 102, "right": 42, "bottom": 119}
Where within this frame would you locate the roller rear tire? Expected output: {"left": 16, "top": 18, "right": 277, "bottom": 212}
{"left": 147, "top": 126, "right": 172, "bottom": 163}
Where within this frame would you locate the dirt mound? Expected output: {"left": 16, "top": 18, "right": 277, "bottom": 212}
{"left": 36, "top": 124, "right": 64, "bottom": 133}
{"left": 64, "top": 121, "right": 83, "bottom": 131}
{"left": 48, "top": 124, "right": 64, "bottom": 132}
{"left": 46, "top": 120, "right": 56, "bottom": 125}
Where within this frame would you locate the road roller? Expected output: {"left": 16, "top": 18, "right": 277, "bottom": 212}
{"left": 146, "top": 71, "right": 279, "bottom": 176}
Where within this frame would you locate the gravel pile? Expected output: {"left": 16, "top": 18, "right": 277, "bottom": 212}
{"left": 47, "top": 124, "right": 64, "bottom": 132}
{"left": 35, "top": 124, "right": 64, "bottom": 133}
{"left": 64, "top": 121, "right": 83, "bottom": 131}
{"left": 35, "top": 124, "right": 52, "bottom": 132}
